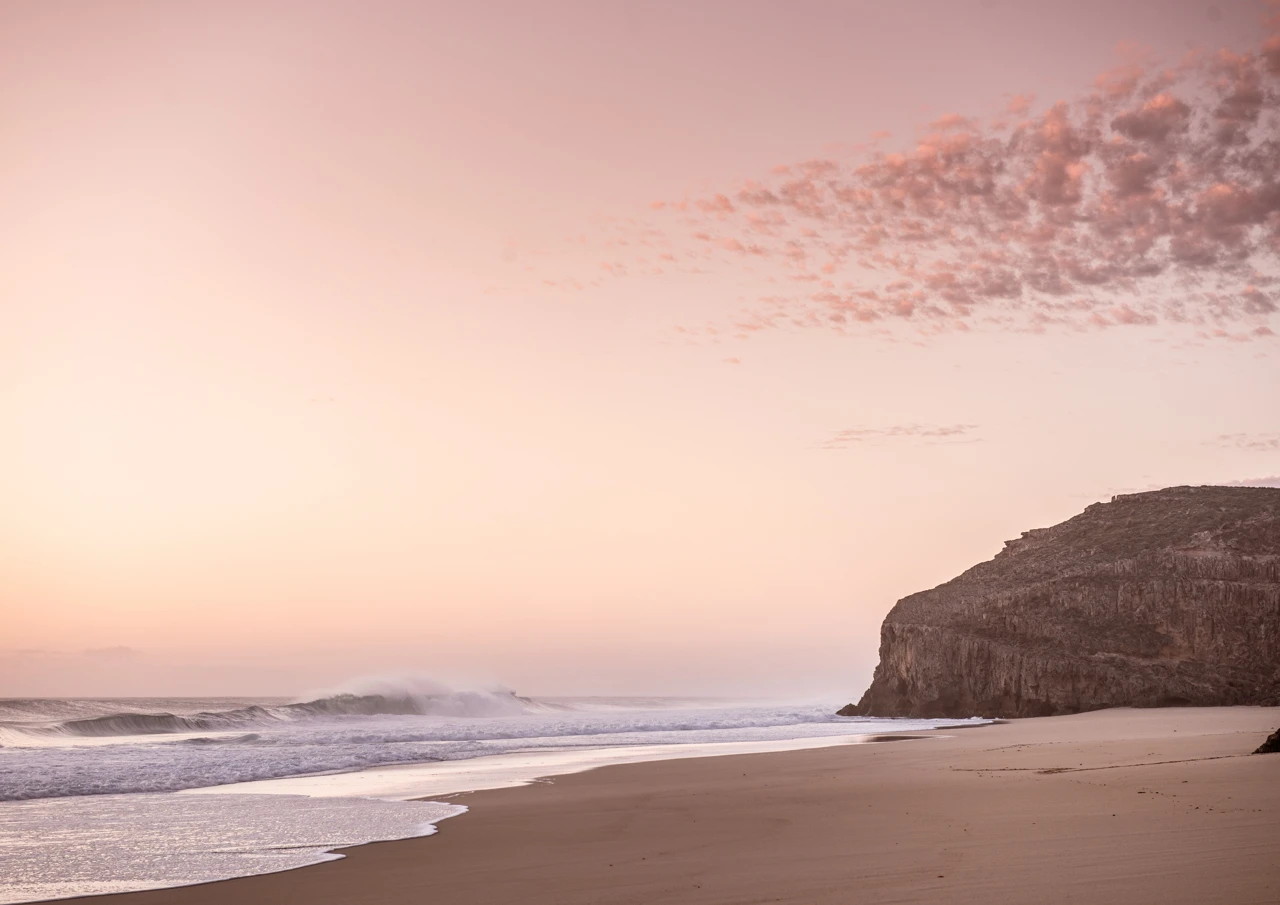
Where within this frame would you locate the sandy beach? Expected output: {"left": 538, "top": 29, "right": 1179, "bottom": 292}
{"left": 58, "top": 706, "right": 1278, "bottom": 905}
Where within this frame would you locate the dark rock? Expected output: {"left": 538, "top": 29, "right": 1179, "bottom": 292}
{"left": 856, "top": 486, "right": 1280, "bottom": 719}
{"left": 835, "top": 703, "right": 858, "bottom": 716}
{"left": 1256, "top": 729, "right": 1280, "bottom": 754}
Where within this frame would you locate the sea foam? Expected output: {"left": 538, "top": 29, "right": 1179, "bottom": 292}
{"left": 0, "top": 793, "right": 464, "bottom": 904}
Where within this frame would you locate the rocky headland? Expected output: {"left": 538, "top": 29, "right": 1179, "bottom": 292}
{"left": 851, "top": 486, "right": 1280, "bottom": 719}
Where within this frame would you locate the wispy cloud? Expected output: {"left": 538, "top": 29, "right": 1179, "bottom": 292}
{"left": 1223, "top": 475, "right": 1280, "bottom": 486}
{"left": 1211, "top": 432, "right": 1280, "bottom": 450}
{"left": 559, "top": 11, "right": 1280, "bottom": 342}
{"left": 820, "top": 423, "right": 980, "bottom": 449}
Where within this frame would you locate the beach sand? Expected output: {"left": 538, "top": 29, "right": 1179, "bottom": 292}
{"left": 63, "top": 707, "right": 1278, "bottom": 905}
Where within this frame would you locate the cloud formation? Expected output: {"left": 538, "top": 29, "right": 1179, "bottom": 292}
{"left": 1211, "top": 432, "right": 1280, "bottom": 450}
{"left": 820, "top": 423, "right": 979, "bottom": 449}
{"left": 576, "top": 11, "right": 1280, "bottom": 341}
{"left": 1224, "top": 475, "right": 1280, "bottom": 486}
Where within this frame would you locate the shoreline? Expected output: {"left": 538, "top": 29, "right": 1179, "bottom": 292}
{"left": 185, "top": 724, "right": 968, "bottom": 800}
{"left": 47, "top": 706, "right": 1279, "bottom": 905}
{"left": 2, "top": 721, "right": 983, "bottom": 904}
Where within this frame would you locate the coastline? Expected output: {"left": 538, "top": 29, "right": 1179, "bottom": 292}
{"left": 49, "top": 706, "right": 1280, "bottom": 905}
{"left": 54, "top": 706, "right": 1280, "bottom": 905}
{"left": 1, "top": 703, "right": 975, "bottom": 901}
{"left": 184, "top": 726, "right": 967, "bottom": 800}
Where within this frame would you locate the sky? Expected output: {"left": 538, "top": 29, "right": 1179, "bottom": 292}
{"left": 2, "top": 0, "right": 1279, "bottom": 699}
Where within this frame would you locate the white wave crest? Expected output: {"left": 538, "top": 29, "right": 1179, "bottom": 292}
{"left": 295, "top": 672, "right": 530, "bottom": 718}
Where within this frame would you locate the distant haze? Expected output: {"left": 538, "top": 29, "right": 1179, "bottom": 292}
{"left": 3, "top": 1, "right": 1278, "bottom": 698}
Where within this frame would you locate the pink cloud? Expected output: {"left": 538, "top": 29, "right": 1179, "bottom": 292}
{"left": 929, "top": 112, "right": 974, "bottom": 131}
{"left": 820, "top": 423, "right": 980, "bottom": 449}
{"left": 696, "top": 194, "right": 736, "bottom": 214}
{"left": 558, "top": 14, "right": 1280, "bottom": 342}
{"left": 1006, "top": 93, "right": 1036, "bottom": 116}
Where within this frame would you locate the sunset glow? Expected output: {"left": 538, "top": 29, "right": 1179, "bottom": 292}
{"left": 4, "top": 0, "right": 1278, "bottom": 698}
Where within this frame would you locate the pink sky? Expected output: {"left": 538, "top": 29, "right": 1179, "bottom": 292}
{"left": 3, "top": 1, "right": 1278, "bottom": 698}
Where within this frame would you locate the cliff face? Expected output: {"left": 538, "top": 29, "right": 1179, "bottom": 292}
{"left": 856, "top": 486, "right": 1280, "bottom": 719}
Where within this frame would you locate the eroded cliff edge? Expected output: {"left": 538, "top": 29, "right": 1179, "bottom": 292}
{"left": 855, "top": 486, "right": 1280, "bottom": 718}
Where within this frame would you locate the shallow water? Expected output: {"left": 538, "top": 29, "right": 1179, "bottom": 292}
{"left": 0, "top": 793, "right": 463, "bottom": 903}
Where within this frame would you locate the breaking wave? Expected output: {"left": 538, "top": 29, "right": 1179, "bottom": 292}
{"left": 0, "top": 673, "right": 992, "bottom": 800}
{"left": 2, "top": 676, "right": 533, "bottom": 741}
{"left": 1, "top": 703, "right": 985, "bottom": 800}
{"left": 41, "top": 707, "right": 276, "bottom": 738}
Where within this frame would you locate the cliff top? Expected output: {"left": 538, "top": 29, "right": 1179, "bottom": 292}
{"left": 892, "top": 485, "right": 1280, "bottom": 621}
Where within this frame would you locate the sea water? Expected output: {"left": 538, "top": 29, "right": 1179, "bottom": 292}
{"left": 0, "top": 682, "right": 983, "bottom": 903}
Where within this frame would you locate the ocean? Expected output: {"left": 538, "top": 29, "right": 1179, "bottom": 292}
{"left": 0, "top": 679, "right": 983, "bottom": 902}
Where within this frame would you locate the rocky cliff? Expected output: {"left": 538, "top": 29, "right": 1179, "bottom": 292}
{"left": 854, "top": 486, "right": 1280, "bottom": 719}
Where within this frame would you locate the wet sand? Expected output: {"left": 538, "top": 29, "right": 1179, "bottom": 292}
{"left": 64, "top": 707, "right": 1279, "bottom": 905}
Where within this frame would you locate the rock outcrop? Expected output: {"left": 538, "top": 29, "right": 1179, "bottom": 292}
{"left": 1256, "top": 729, "right": 1280, "bottom": 754}
{"left": 854, "top": 486, "right": 1280, "bottom": 719}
